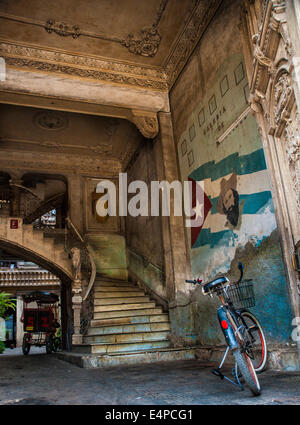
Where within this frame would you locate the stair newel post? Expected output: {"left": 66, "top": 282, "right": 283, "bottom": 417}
{"left": 72, "top": 278, "right": 83, "bottom": 345}
{"left": 70, "top": 246, "right": 83, "bottom": 345}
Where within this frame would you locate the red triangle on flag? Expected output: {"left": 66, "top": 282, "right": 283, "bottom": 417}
{"left": 188, "top": 177, "right": 212, "bottom": 247}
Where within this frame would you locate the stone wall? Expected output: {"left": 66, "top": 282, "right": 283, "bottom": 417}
{"left": 125, "top": 140, "right": 166, "bottom": 300}
{"left": 169, "top": 0, "right": 294, "bottom": 346}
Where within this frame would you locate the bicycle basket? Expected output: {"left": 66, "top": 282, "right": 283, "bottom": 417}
{"left": 227, "top": 281, "right": 255, "bottom": 309}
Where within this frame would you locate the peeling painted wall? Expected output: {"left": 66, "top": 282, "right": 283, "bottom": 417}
{"left": 170, "top": 0, "right": 293, "bottom": 346}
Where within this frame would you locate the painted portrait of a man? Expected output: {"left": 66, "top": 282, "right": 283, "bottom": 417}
{"left": 217, "top": 172, "right": 240, "bottom": 227}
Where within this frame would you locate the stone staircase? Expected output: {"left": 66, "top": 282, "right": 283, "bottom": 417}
{"left": 77, "top": 278, "right": 171, "bottom": 354}
{"left": 61, "top": 277, "right": 196, "bottom": 367}
{"left": 0, "top": 216, "right": 72, "bottom": 280}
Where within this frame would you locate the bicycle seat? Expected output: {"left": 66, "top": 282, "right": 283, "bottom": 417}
{"left": 203, "top": 277, "right": 228, "bottom": 294}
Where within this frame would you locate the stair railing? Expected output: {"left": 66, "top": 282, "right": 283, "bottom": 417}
{"left": 65, "top": 217, "right": 96, "bottom": 301}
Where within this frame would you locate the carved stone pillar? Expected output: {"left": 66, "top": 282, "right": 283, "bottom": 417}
{"left": 240, "top": 0, "right": 300, "bottom": 355}
{"left": 67, "top": 173, "right": 84, "bottom": 234}
{"left": 72, "top": 278, "right": 83, "bottom": 345}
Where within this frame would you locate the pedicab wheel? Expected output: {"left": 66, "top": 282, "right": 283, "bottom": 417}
{"left": 52, "top": 337, "right": 61, "bottom": 353}
{"left": 22, "top": 335, "right": 30, "bottom": 355}
{"left": 45, "top": 335, "right": 54, "bottom": 354}
{"left": 233, "top": 349, "right": 261, "bottom": 396}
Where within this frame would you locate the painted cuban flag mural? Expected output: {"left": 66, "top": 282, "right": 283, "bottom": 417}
{"left": 188, "top": 147, "right": 276, "bottom": 280}
{"left": 178, "top": 54, "right": 278, "bottom": 281}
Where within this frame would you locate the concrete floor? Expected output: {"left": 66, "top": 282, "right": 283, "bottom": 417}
{"left": 0, "top": 349, "right": 299, "bottom": 405}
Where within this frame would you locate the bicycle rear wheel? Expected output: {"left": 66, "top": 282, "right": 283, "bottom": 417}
{"left": 233, "top": 349, "right": 261, "bottom": 396}
{"left": 240, "top": 311, "right": 267, "bottom": 373}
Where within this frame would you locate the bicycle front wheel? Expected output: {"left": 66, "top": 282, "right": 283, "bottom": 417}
{"left": 240, "top": 311, "right": 267, "bottom": 373}
{"left": 233, "top": 349, "right": 261, "bottom": 396}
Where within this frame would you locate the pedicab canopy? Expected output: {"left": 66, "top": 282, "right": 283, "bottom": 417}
{"left": 22, "top": 291, "right": 59, "bottom": 305}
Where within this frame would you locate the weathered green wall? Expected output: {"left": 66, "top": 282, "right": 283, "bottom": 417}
{"left": 169, "top": 0, "right": 293, "bottom": 346}
{"left": 87, "top": 234, "right": 128, "bottom": 281}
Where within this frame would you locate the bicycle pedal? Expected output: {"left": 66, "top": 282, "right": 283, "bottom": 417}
{"left": 211, "top": 368, "right": 224, "bottom": 380}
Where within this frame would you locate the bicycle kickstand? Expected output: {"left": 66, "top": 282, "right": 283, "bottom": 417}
{"left": 211, "top": 347, "right": 244, "bottom": 390}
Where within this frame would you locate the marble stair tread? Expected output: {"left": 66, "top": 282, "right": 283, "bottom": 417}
{"left": 93, "top": 308, "right": 164, "bottom": 320}
{"left": 88, "top": 322, "right": 170, "bottom": 335}
{"left": 84, "top": 330, "right": 170, "bottom": 344}
{"left": 94, "top": 296, "right": 150, "bottom": 305}
{"left": 94, "top": 302, "right": 156, "bottom": 312}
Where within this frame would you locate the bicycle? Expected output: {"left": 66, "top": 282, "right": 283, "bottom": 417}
{"left": 186, "top": 262, "right": 267, "bottom": 396}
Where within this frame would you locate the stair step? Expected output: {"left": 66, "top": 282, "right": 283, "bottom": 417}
{"left": 94, "top": 296, "right": 150, "bottom": 306}
{"left": 84, "top": 330, "right": 170, "bottom": 344}
{"left": 77, "top": 340, "right": 171, "bottom": 354}
{"left": 94, "top": 302, "right": 156, "bottom": 313}
{"left": 88, "top": 322, "right": 170, "bottom": 336}
{"left": 94, "top": 286, "right": 141, "bottom": 293}
{"left": 57, "top": 347, "right": 196, "bottom": 368}
{"left": 94, "top": 281, "right": 136, "bottom": 287}
{"left": 93, "top": 307, "right": 163, "bottom": 320}
{"left": 94, "top": 290, "right": 145, "bottom": 298}
{"left": 91, "top": 314, "right": 169, "bottom": 327}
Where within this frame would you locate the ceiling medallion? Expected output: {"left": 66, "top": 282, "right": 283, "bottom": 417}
{"left": 33, "top": 111, "right": 68, "bottom": 131}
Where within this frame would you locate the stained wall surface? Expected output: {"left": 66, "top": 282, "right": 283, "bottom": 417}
{"left": 169, "top": 0, "right": 293, "bottom": 346}
{"left": 125, "top": 140, "right": 166, "bottom": 300}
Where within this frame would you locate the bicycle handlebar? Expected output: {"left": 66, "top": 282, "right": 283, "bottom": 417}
{"left": 185, "top": 279, "right": 202, "bottom": 285}
{"left": 185, "top": 262, "right": 245, "bottom": 286}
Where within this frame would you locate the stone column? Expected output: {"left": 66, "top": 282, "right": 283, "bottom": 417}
{"left": 156, "top": 112, "right": 189, "bottom": 301}
{"left": 71, "top": 278, "right": 83, "bottom": 345}
{"left": 67, "top": 173, "right": 84, "bottom": 234}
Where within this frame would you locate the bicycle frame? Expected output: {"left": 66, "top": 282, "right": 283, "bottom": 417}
{"left": 211, "top": 288, "right": 254, "bottom": 389}
{"left": 186, "top": 263, "right": 263, "bottom": 394}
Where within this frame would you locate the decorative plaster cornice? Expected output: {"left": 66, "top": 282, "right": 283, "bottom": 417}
{"left": 1, "top": 52, "right": 168, "bottom": 91}
{"left": 164, "top": 0, "right": 222, "bottom": 88}
{"left": 0, "top": 0, "right": 221, "bottom": 91}
{"left": 0, "top": 41, "right": 166, "bottom": 81}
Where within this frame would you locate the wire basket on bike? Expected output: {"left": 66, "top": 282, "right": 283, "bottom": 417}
{"left": 227, "top": 280, "right": 255, "bottom": 309}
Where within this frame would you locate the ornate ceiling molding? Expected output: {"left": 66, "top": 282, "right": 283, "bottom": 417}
{"left": 0, "top": 1, "right": 168, "bottom": 58}
{"left": 0, "top": 46, "right": 168, "bottom": 91}
{"left": 45, "top": 20, "right": 81, "bottom": 39}
{"left": 0, "top": 0, "right": 221, "bottom": 91}
{"left": 164, "top": 0, "right": 222, "bottom": 88}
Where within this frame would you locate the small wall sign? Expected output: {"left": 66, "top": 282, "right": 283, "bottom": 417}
{"left": 10, "top": 219, "right": 18, "bottom": 229}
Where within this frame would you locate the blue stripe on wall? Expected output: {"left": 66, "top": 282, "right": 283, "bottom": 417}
{"left": 209, "top": 191, "right": 273, "bottom": 214}
{"left": 189, "top": 149, "right": 267, "bottom": 182}
{"left": 193, "top": 228, "right": 235, "bottom": 248}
